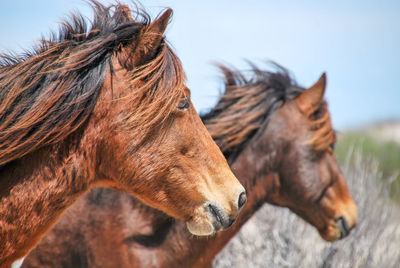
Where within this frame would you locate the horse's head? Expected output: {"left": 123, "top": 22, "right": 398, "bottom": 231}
{"left": 91, "top": 7, "right": 245, "bottom": 236}
{"left": 264, "top": 74, "right": 357, "bottom": 241}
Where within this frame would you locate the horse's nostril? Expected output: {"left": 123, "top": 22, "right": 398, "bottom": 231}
{"left": 335, "top": 216, "right": 350, "bottom": 239}
{"left": 238, "top": 191, "right": 247, "bottom": 210}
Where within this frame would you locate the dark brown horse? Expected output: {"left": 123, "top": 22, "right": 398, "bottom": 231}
{"left": 0, "top": 2, "right": 245, "bottom": 266}
{"left": 23, "top": 63, "right": 357, "bottom": 267}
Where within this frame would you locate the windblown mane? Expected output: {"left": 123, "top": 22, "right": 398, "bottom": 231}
{"left": 202, "top": 62, "right": 336, "bottom": 161}
{"left": 202, "top": 63, "right": 304, "bottom": 161}
{"left": 0, "top": 1, "right": 185, "bottom": 166}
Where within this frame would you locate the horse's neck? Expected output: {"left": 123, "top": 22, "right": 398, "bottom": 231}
{"left": 0, "top": 142, "right": 93, "bottom": 267}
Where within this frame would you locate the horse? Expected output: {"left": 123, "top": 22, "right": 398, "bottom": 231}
{"left": 0, "top": 2, "right": 246, "bottom": 266}
{"left": 23, "top": 63, "right": 357, "bottom": 267}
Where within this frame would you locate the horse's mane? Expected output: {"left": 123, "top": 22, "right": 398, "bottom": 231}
{"left": 0, "top": 1, "right": 185, "bottom": 166}
{"left": 202, "top": 62, "right": 305, "bottom": 161}
{"left": 202, "top": 62, "right": 337, "bottom": 160}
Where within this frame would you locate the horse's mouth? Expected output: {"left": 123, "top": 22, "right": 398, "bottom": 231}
{"left": 335, "top": 216, "right": 350, "bottom": 239}
{"left": 186, "top": 202, "right": 238, "bottom": 236}
{"left": 207, "top": 203, "right": 235, "bottom": 231}
{"left": 318, "top": 215, "right": 353, "bottom": 241}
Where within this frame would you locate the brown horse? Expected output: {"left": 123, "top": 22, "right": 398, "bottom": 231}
{"left": 0, "top": 2, "right": 245, "bottom": 266}
{"left": 23, "top": 63, "right": 357, "bottom": 267}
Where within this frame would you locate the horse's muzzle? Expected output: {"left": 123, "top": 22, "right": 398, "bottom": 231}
{"left": 206, "top": 190, "right": 246, "bottom": 231}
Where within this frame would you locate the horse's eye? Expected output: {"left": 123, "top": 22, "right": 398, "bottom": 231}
{"left": 330, "top": 143, "right": 335, "bottom": 150}
{"left": 177, "top": 98, "right": 190, "bottom": 111}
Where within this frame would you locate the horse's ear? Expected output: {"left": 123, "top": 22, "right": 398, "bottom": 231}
{"left": 118, "top": 8, "right": 172, "bottom": 69}
{"left": 296, "top": 73, "right": 326, "bottom": 114}
{"left": 146, "top": 8, "right": 172, "bottom": 46}
{"left": 135, "top": 8, "right": 172, "bottom": 64}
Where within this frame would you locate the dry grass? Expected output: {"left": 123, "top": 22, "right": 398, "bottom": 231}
{"left": 214, "top": 150, "right": 400, "bottom": 267}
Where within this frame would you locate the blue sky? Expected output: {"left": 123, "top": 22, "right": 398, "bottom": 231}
{"left": 1, "top": 0, "right": 399, "bottom": 130}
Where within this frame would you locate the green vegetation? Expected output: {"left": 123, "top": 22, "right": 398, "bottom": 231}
{"left": 335, "top": 131, "right": 400, "bottom": 202}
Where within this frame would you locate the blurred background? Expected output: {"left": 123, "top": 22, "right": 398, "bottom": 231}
{"left": 1, "top": 1, "right": 399, "bottom": 266}
{"left": 1, "top": 0, "right": 399, "bottom": 129}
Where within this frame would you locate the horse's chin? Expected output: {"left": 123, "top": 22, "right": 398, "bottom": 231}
{"left": 184, "top": 203, "right": 218, "bottom": 236}
{"left": 319, "top": 218, "right": 350, "bottom": 242}
{"left": 319, "top": 228, "right": 341, "bottom": 242}
{"left": 186, "top": 220, "right": 216, "bottom": 236}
